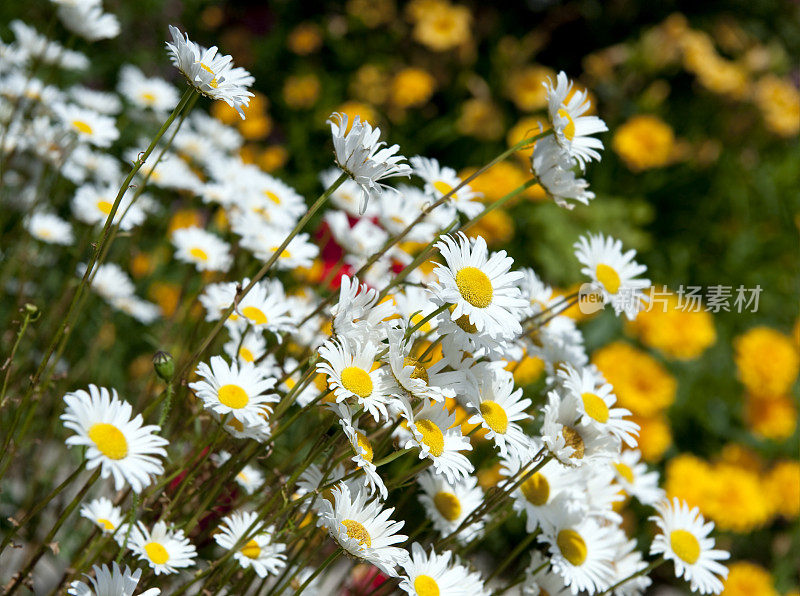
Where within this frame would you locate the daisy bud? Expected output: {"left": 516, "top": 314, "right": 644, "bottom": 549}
{"left": 153, "top": 351, "right": 175, "bottom": 381}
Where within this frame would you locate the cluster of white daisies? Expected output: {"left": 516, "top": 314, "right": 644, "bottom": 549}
{"left": 0, "top": 7, "right": 730, "bottom": 596}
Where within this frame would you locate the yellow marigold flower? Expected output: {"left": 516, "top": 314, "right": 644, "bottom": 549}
{"left": 721, "top": 562, "right": 779, "bottom": 596}
{"left": 412, "top": 1, "right": 472, "bottom": 52}
{"left": 258, "top": 146, "right": 289, "bottom": 173}
{"left": 505, "top": 353, "right": 544, "bottom": 386}
{"left": 283, "top": 74, "right": 321, "bottom": 109}
{"left": 744, "top": 393, "right": 797, "bottom": 441}
{"left": 696, "top": 58, "right": 749, "bottom": 99}
{"left": 239, "top": 114, "right": 272, "bottom": 141}
{"left": 168, "top": 209, "right": 203, "bottom": 236}
{"left": 390, "top": 67, "right": 436, "bottom": 109}
{"left": 592, "top": 342, "right": 677, "bottom": 417}
{"left": 765, "top": 461, "right": 800, "bottom": 519}
{"left": 734, "top": 326, "right": 799, "bottom": 397}
{"left": 612, "top": 115, "right": 675, "bottom": 172}
{"left": 212, "top": 91, "right": 268, "bottom": 124}
{"left": 630, "top": 413, "right": 672, "bottom": 462}
{"left": 717, "top": 443, "right": 762, "bottom": 472}
{"left": 336, "top": 100, "right": 379, "bottom": 131}
{"left": 477, "top": 461, "right": 503, "bottom": 489}
{"left": 506, "top": 65, "right": 555, "bottom": 112}
{"left": 665, "top": 453, "right": 715, "bottom": 509}
{"left": 457, "top": 98, "right": 504, "bottom": 141}
{"left": 626, "top": 291, "right": 716, "bottom": 360}
{"left": 753, "top": 75, "right": 800, "bottom": 138}
{"left": 406, "top": 0, "right": 445, "bottom": 22}
{"left": 459, "top": 162, "right": 528, "bottom": 204}
{"left": 346, "top": 0, "right": 396, "bottom": 27}
{"left": 288, "top": 23, "right": 322, "bottom": 55}
{"left": 466, "top": 209, "right": 514, "bottom": 247}
{"left": 149, "top": 282, "right": 181, "bottom": 318}
{"left": 507, "top": 116, "right": 544, "bottom": 163}
{"left": 130, "top": 251, "right": 154, "bottom": 279}
{"left": 351, "top": 65, "right": 389, "bottom": 105}
{"left": 706, "top": 464, "right": 772, "bottom": 533}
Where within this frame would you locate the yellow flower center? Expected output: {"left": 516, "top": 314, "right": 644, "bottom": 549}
{"left": 479, "top": 400, "right": 508, "bottom": 434}
{"left": 218, "top": 384, "right": 249, "bottom": 409}
{"left": 354, "top": 431, "right": 373, "bottom": 463}
{"left": 414, "top": 575, "right": 440, "bottom": 596}
{"left": 144, "top": 542, "right": 170, "bottom": 565}
{"left": 239, "top": 347, "right": 255, "bottom": 362}
{"left": 614, "top": 462, "right": 635, "bottom": 484}
{"left": 241, "top": 539, "right": 261, "bottom": 559}
{"left": 403, "top": 357, "right": 429, "bottom": 384}
{"left": 140, "top": 91, "right": 156, "bottom": 104}
{"left": 340, "top": 366, "right": 374, "bottom": 398}
{"left": 595, "top": 264, "right": 621, "bottom": 294}
{"left": 670, "top": 529, "right": 700, "bottom": 564}
{"left": 189, "top": 247, "right": 209, "bottom": 262}
{"left": 71, "top": 119, "right": 93, "bottom": 135}
{"left": 200, "top": 63, "right": 218, "bottom": 88}
{"left": 562, "top": 426, "right": 585, "bottom": 459}
{"left": 433, "top": 180, "right": 457, "bottom": 201}
{"left": 96, "top": 200, "right": 113, "bottom": 215}
{"left": 557, "top": 108, "right": 576, "bottom": 141}
{"left": 520, "top": 472, "right": 550, "bottom": 506}
{"left": 433, "top": 491, "right": 461, "bottom": 521}
{"left": 88, "top": 423, "right": 128, "bottom": 460}
{"left": 580, "top": 392, "right": 609, "bottom": 423}
{"left": 449, "top": 304, "right": 477, "bottom": 333}
{"left": 341, "top": 519, "right": 371, "bottom": 547}
{"left": 557, "top": 529, "right": 587, "bottom": 566}
{"left": 455, "top": 266, "right": 493, "bottom": 308}
{"left": 242, "top": 306, "right": 268, "bottom": 325}
{"left": 410, "top": 311, "right": 432, "bottom": 334}
{"left": 265, "top": 190, "right": 282, "bottom": 204}
{"left": 96, "top": 518, "right": 115, "bottom": 531}
{"left": 416, "top": 419, "right": 444, "bottom": 457}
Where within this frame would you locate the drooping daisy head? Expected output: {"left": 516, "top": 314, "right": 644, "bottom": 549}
{"left": 67, "top": 562, "right": 160, "bottom": 596}
{"left": 128, "top": 520, "right": 197, "bottom": 576}
{"left": 531, "top": 135, "right": 596, "bottom": 210}
{"left": 213, "top": 511, "right": 287, "bottom": 578}
{"left": 61, "top": 385, "right": 168, "bottom": 493}
{"left": 650, "top": 498, "right": 730, "bottom": 595}
{"left": 431, "top": 232, "right": 526, "bottom": 338}
{"left": 574, "top": 233, "right": 650, "bottom": 320}
{"left": 318, "top": 483, "right": 409, "bottom": 577}
{"left": 80, "top": 497, "right": 124, "bottom": 536}
{"left": 328, "top": 111, "right": 412, "bottom": 213}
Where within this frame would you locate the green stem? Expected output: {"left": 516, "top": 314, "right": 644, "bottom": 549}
{"left": 600, "top": 556, "right": 665, "bottom": 595}
{"left": 0, "top": 305, "right": 38, "bottom": 409}
{"left": 295, "top": 547, "right": 342, "bottom": 595}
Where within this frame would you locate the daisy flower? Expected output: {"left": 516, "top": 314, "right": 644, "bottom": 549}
{"left": 189, "top": 355, "right": 279, "bottom": 427}
{"left": 118, "top": 64, "right": 179, "bottom": 112}
{"left": 574, "top": 233, "right": 650, "bottom": 320}
{"left": 399, "top": 542, "right": 489, "bottom": 596}
{"left": 431, "top": 233, "right": 526, "bottom": 337}
{"left": 335, "top": 403, "right": 388, "bottom": 499}
{"left": 465, "top": 367, "right": 532, "bottom": 458}
{"left": 25, "top": 211, "right": 74, "bottom": 245}
{"left": 53, "top": 102, "right": 119, "bottom": 147}
{"left": 331, "top": 275, "right": 397, "bottom": 345}
{"left": 398, "top": 397, "right": 474, "bottom": 483}
{"left": 557, "top": 364, "right": 639, "bottom": 447}
{"left": 239, "top": 224, "right": 318, "bottom": 270}
{"left": 234, "top": 278, "right": 296, "bottom": 334}
{"left": 610, "top": 449, "right": 664, "bottom": 506}
{"left": 70, "top": 86, "right": 122, "bottom": 115}
{"left": 522, "top": 551, "right": 571, "bottom": 596}
{"left": 383, "top": 328, "right": 455, "bottom": 404}
{"left": 222, "top": 328, "right": 268, "bottom": 368}
{"left": 417, "top": 469, "right": 484, "bottom": 542}
{"left": 317, "top": 338, "right": 390, "bottom": 422}
{"left": 214, "top": 511, "right": 287, "bottom": 578}
{"left": 545, "top": 71, "right": 608, "bottom": 169}
{"left": 539, "top": 506, "right": 617, "bottom": 594}
{"left": 165, "top": 25, "right": 254, "bottom": 118}
{"left": 650, "top": 498, "right": 730, "bottom": 594}
{"left": 61, "top": 385, "right": 168, "bottom": 493}
{"left": 129, "top": 521, "right": 197, "bottom": 576}
{"left": 531, "top": 135, "right": 596, "bottom": 209}
{"left": 328, "top": 112, "right": 412, "bottom": 213}
{"left": 67, "top": 562, "right": 159, "bottom": 596}
{"left": 541, "top": 390, "right": 617, "bottom": 468}
{"left": 80, "top": 497, "right": 124, "bottom": 535}
{"left": 171, "top": 226, "right": 232, "bottom": 272}
{"left": 411, "top": 155, "right": 483, "bottom": 218}
{"left": 211, "top": 451, "right": 265, "bottom": 495}
{"left": 609, "top": 534, "right": 652, "bottom": 596}
{"left": 72, "top": 183, "right": 146, "bottom": 231}
{"left": 297, "top": 463, "right": 357, "bottom": 512}
{"left": 56, "top": 2, "right": 120, "bottom": 41}
{"left": 82, "top": 262, "right": 134, "bottom": 301}
{"left": 318, "top": 483, "right": 409, "bottom": 577}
